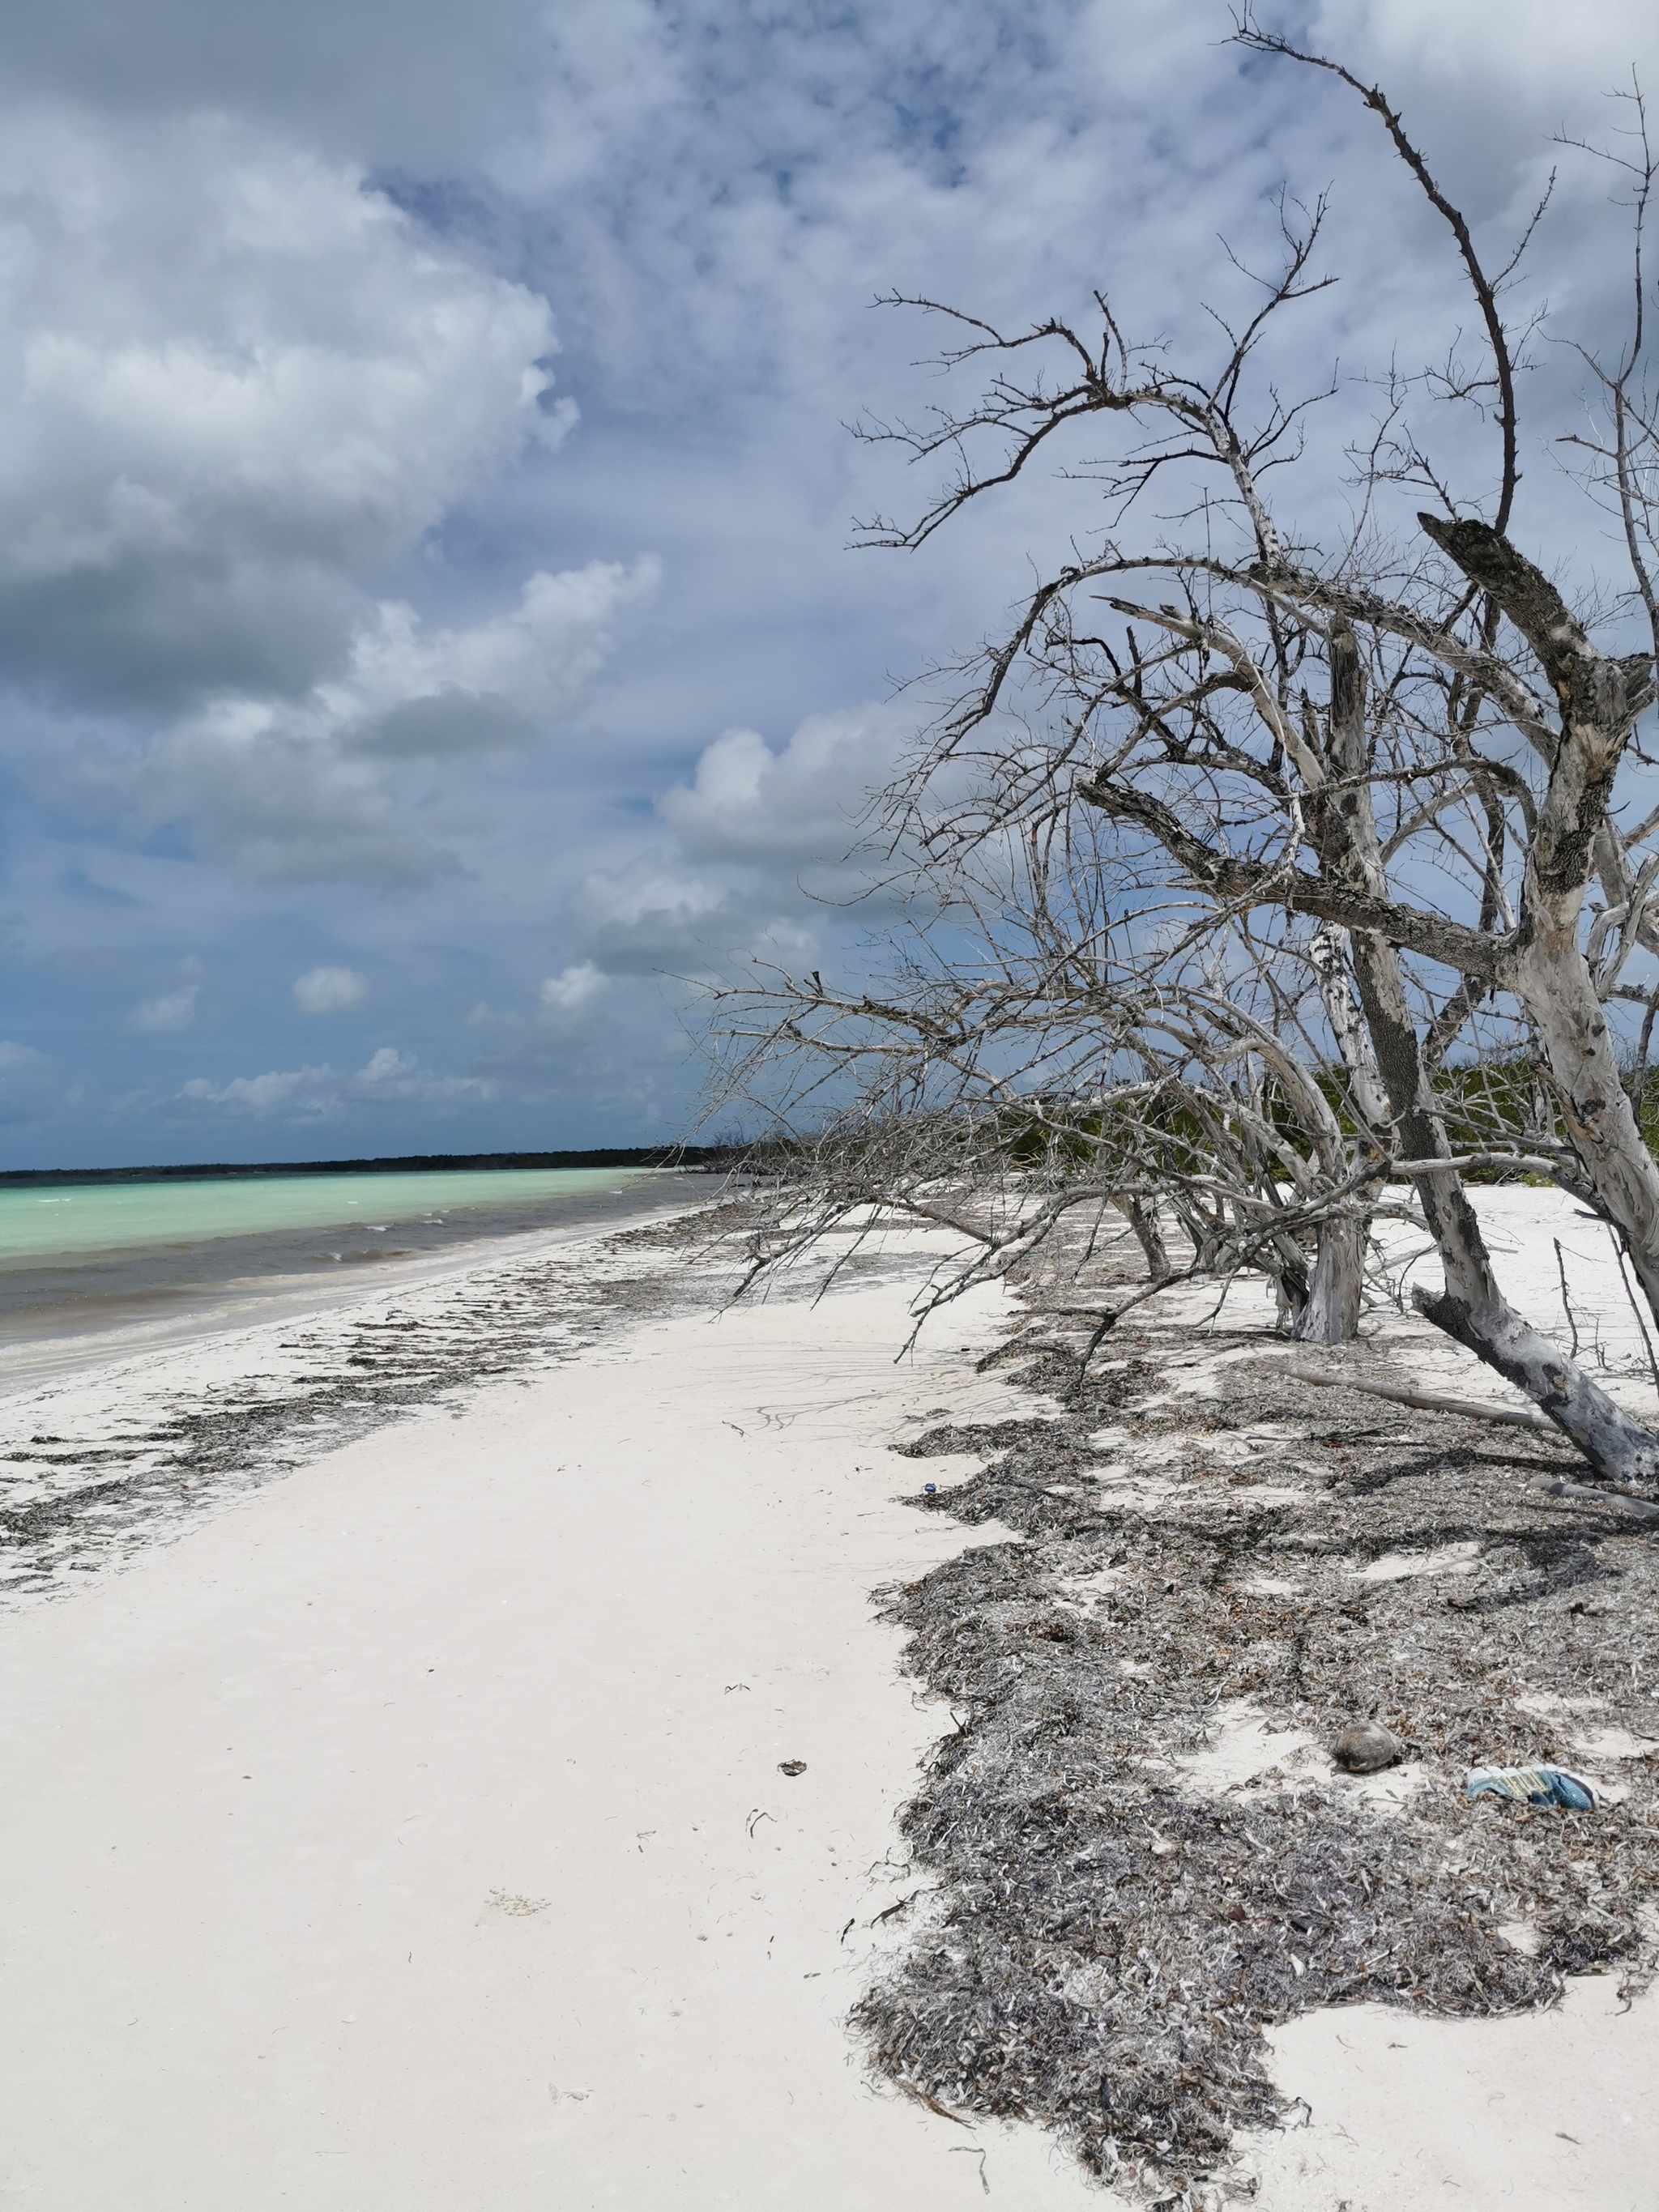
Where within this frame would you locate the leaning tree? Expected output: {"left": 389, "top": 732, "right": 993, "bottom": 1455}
{"left": 798, "top": 24, "right": 1659, "bottom": 1491}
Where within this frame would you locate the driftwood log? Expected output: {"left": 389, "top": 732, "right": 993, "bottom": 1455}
{"left": 1279, "top": 1362, "right": 1552, "bottom": 1431}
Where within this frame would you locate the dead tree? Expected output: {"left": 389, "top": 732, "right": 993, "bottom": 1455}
{"left": 703, "top": 823, "right": 1426, "bottom": 1361}
{"left": 836, "top": 32, "right": 1659, "bottom": 1488}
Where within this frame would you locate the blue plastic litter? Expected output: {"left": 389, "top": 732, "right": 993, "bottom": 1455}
{"left": 1465, "top": 1763, "right": 1598, "bottom": 1811}
{"left": 923, "top": 1482, "right": 937, "bottom": 1494}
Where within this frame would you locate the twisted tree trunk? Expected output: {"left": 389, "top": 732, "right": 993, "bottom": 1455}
{"left": 1322, "top": 621, "right": 1659, "bottom": 1488}
{"left": 1297, "top": 1219, "right": 1365, "bottom": 1344}
{"left": 1116, "top": 1194, "right": 1172, "bottom": 1284}
{"left": 1419, "top": 514, "right": 1659, "bottom": 1325}
{"left": 1299, "top": 922, "right": 1392, "bottom": 1345}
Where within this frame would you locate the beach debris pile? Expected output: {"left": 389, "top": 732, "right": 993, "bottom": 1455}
{"left": 855, "top": 1252, "right": 1659, "bottom": 2203}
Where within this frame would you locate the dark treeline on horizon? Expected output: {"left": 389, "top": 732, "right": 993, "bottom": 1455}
{"left": 0, "top": 1146, "right": 742, "bottom": 1190}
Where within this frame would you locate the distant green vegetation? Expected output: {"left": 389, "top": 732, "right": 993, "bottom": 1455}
{"left": 754, "top": 1049, "right": 1659, "bottom": 1192}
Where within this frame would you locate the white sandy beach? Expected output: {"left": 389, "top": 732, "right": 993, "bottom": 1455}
{"left": 0, "top": 1233, "right": 1094, "bottom": 2208}
{"left": 1, "top": 1208, "right": 1655, "bottom": 2208}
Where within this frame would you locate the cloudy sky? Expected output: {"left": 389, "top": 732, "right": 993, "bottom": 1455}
{"left": 2, "top": 0, "right": 1655, "bottom": 1167}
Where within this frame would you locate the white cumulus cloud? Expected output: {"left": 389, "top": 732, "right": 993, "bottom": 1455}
{"left": 356, "top": 1046, "right": 416, "bottom": 1085}
{"left": 130, "top": 555, "right": 659, "bottom": 883}
{"left": 0, "top": 104, "right": 662, "bottom": 889}
{"left": 574, "top": 867, "right": 740, "bottom": 973}
{"left": 538, "top": 961, "right": 607, "bottom": 1021}
{"left": 292, "top": 965, "right": 368, "bottom": 1016}
{"left": 123, "top": 984, "right": 198, "bottom": 1034}
{"left": 582, "top": 701, "right": 923, "bottom": 985}
{"left": 350, "top": 1047, "right": 493, "bottom": 1102}
{"left": 1334, "top": 0, "right": 1659, "bottom": 99}
{"left": 180, "top": 1063, "right": 335, "bottom": 1116}
{"left": 180, "top": 1046, "right": 492, "bottom": 1116}
{"left": 0, "top": 107, "right": 565, "bottom": 709}
{"left": 657, "top": 705, "right": 911, "bottom": 867}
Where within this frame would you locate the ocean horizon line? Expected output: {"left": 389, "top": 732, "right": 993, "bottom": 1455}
{"left": 0, "top": 1144, "right": 740, "bottom": 1190}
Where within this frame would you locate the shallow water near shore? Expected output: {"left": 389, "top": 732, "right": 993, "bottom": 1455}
{"left": 0, "top": 1166, "right": 692, "bottom": 1375}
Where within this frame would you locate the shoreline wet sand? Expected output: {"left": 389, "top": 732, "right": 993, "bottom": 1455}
{"left": 1, "top": 1170, "right": 700, "bottom": 1397}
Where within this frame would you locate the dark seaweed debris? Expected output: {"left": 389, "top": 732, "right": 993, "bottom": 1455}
{"left": 856, "top": 1255, "right": 1659, "bottom": 2200}
{"left": 0, "top": 1225, "right": 735, "bottom": 1600}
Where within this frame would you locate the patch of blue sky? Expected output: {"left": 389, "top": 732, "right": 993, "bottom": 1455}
{"left": 0, "top": 0, "right": 1653, "bottom": 1169}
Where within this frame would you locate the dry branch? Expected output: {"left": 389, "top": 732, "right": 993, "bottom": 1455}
{"left": 1278, "top": 1362, "right": 1554, "bottom": 1431}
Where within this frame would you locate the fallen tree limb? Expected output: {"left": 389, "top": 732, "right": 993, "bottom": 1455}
{"left": 1279, "top": 1363, "right": 1553, "bottom": 1431}
{"left": 1386, "top": 1153, "right": 1559, "bottom": 1178}
{"left": 1533, "top": 1478, "right": 1659, "bottom": 1522}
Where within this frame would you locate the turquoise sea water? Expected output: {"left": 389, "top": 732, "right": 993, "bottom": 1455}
{"left": 0, "top": 1168, "right": 646, "bottom": 1267}
{"left": 0, "top": 1166, "right": 683, "bottom": 1345}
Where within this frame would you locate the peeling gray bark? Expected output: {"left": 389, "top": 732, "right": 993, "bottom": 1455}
{"left": 1418, "top": 513, "right": 1659, "bottom": 1328}
{"left": 1299, "top": 923, "right": 1386, "bottom": 1344}
{"left": 1205, "top": 987, "right": 1367, "bottom": 1344}
{"left": 1310, "top": 923, "right": 1391, "bottom": 1137}
{"left": 1320, "top": 623, "right": 1659, "bottom": 1488}
{"left": 1512, "top": 925, "right": 1659, "bottom": 1318}
{"left": 1297, "top": 1218, "right": 1365, "bottom": 1344}
{"left": 1116, "top": 1195, "right": 1171, "bottom": 1285}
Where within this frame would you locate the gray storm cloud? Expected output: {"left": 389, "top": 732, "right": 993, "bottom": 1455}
{"left": 0, "top": 110, "right": 563, "bottom": 709}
